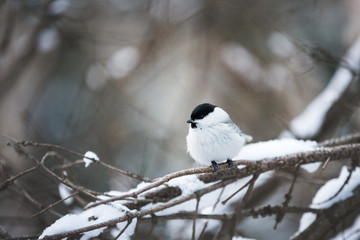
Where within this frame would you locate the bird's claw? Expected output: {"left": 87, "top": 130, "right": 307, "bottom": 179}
{"left": 211, "top": 161, "right": 218, "bottom": 173}
{"left": 227, "top": 159, "right": 233, "bottom": 169}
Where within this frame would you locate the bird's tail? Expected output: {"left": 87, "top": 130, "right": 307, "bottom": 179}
{"left": 243, "top": 134, "right": 253, "bottom": 143}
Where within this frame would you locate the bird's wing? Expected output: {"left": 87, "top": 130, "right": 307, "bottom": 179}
{"left": 231, "top": 121, "right": 253, "bottom": 143}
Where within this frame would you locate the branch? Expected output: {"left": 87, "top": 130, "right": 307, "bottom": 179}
{"left": 6, "top": 141, "right": 101, "bottom": 200}
{"left": 288, "top": 35, "right": 360, "bottom": 140}
{"left": 3, "top": 134, "right": 360, "bottom": 239}
{"left": 89, "top": 143, "right": 360, "bottom": 211}
{"left": 318, "top": 132, "right": 360, "bottom": 147}
{"left": 0, "top": 166, "right": 37, "bottom": 191}
{"left": 138, "top": 205, "right": 322, "bottom": 223}
{"left": 40, "top": 143, "right": 360, "bottom": 239}
{"left": 17, "top": 140, "right": 151, "bottom": 182}
{"left": 32, "top": 191, "right": 79, "bottom": 218}
{"left": 293, "top": 185, "right": 360, "bottom": 240}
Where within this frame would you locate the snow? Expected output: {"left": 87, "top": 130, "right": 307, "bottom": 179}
{"left": 300, "top": 162, "right": 322, "bottom": 173}
{"left": 162, "top": 173, "right": 272, "bottom": 239}
{"left": 139, "top": 177, "right": 216, "bottom": 215}
{"left": 83, "top": 151, "right": 100, "bottom": 168}
{"left": 236, "top": 138, "right": 317, "bottom": 160}
{"left": 135, "top": 138, "right": 320, "bottom": 238}
{"left": 58, "top": 183, "right": 74, "bottom": 205}
{"left": 291, "top": 212, "right": 317, "bottom": 239}
{"left": 40, "top": 204, "right": 136, "bottom": 240}
{"left": 311, "top": 166, "right": 360, "bottom": 208}
{"left": 167, "top": 175, "right": 209, "bottom": 196}
{"left": 96, "top": 140, "right": 312, "bottom": 221}
{"left": 110, "top": 218, "right": 138, "bottom": 240}
{"left": 292, "top": 166, "right": 360, "bottom": 239}
{"left": 289, "top": 35, "right": 360, "bottom": 138}
{"left": 42, "top": 138, "right": 343, "bottom": 239}
{"left": 235, "top": 138, "right": 320, "bottom": 172}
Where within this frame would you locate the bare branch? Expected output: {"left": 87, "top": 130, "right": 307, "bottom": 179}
{"left": 32, "top": 191, "right": 79, "bottom": 218}
{"left": 274, "top": 166, "right": 299, "bottom": 229}
{"left": 0, "top": 166, "right": 37, "bottom": 191}
{"left": 138, "top": 205, "right": 322, "bottom": 223}
{"left": 6, "top": 141, "right": 101, "bottom": 200}
{"left": 17, "top": 140, "right": 151, "bottom": 182}
{"left": 319, "top": 132, "right": 360, "bottom": 147}
{"left": 13, "top": 180, "right": 62, "bottom": 218}
{"left": 192, "top": 194, "right": 200, "bottom": 240}
{"left": 221, "top": 175, "right": 254, "bottom": 205}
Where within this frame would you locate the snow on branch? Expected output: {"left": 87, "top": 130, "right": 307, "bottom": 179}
{"left": 285, "top": 35, "right": 360, "bottom": 139}
{"left": 1, "top": 133, "right": 360, "bottom": 239}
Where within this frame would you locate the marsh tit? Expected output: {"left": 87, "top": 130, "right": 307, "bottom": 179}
{"left": 186, "top": 103, "right": 252, "bottom": 172}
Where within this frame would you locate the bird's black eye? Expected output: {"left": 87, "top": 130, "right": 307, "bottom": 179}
{"left": 191, "top": 122, "right": 197, "bottom": 129}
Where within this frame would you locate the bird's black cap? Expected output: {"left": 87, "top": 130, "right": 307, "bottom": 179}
{"left": 189, "top": 103, "right": 217, "bottom": 120}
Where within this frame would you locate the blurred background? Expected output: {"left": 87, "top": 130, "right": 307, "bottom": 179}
{"left": 1, "top": 0, "right": 360, "bottom": 238}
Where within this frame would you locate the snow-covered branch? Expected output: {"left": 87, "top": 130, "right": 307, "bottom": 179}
{"left": 1, "top": 133, "right": 360, "bottom": 239}
{"left": 285, "top": 35, "right": 360, "bottom": 140}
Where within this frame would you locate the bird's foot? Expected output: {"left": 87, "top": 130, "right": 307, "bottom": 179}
{"left": 227, "top": 159, "right": 233, "bottom": 170}
{"left": 211, "top": 161, "right": 218, "bottom": 173}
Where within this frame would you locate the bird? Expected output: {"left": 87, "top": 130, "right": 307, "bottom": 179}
{"left": 186, "top": 103, "right": 252, "bottom": 172}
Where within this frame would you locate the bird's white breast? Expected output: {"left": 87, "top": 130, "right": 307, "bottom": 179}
{"left": 186, "top": 123, "right": 246, "bottom": 165}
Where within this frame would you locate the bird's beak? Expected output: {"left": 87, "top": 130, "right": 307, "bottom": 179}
{"left": 187, "top": 119, "right": 195, "bottom": 124}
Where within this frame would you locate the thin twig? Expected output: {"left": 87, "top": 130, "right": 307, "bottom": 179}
{"left": 137, "top": 205, "right": 322, "bottom": 223}
{"left": 0, "top": 223, "right": 11, "bottom": 239}
{"left": 221, "top": 177, "right": 253, "bottom": 205}
{"left": 40, "top": 179, "right": 236, "bottom": 240}
{"left": 7, "top": 141, "right": 101, "bottom": 200}
{"left": 318, "top": 132, "right": 360, "bottom": 147}
{"left": 17, "top": 140, "right": 151, "bottom": 182}
{"left": 321, "top": 157, "right": 331, "bottom": 170}
{"left": 51, "top": 159, "right": 83, "bottom": 171}
{"left": 85, "top": 165, "right": 216, "bottom": 209}
{"left": 0, "top": 166, "right": 37, "bottom": 191}
{"left": 197, "top": 221, "right": 208, "bottom": 240}
{"left": 241, "top": 174, "right": 259, "bottom": 208}
{"left": 274, "top": 166, "right": 299, "bottom": 229}
{"left": 32, "top": 191, "right": 79, "bottom": 218}
{"left": 315, "top": 167, "right": 353, "bottom": 206}
{"left": 293, "top": 186, "right": 360, "bottom": 240}
{"left": 13, "top": 181, "right": 62, "bottom": 218}
{"left": 146, "top": 214, "right": 157, "bottom": 236}
{"left": 192, "top": 194, "right": 200, "bottom": 240}
{"left": 88, "top": 143, "right": 360, "bottom": 209}
{"left": 212, "top": 222, "right": 223, "bottom": 240}
{"left": 98, "top": 160, "right": 151, "bottom": 182}
{"left": 4, "top": 136, "right": 360, "bottom": 240}
{"left": 213, "top": 187, "right": 225, "bottom": 211}
{"left": 113, "top": 218, "right": 132, "bottom": 240}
